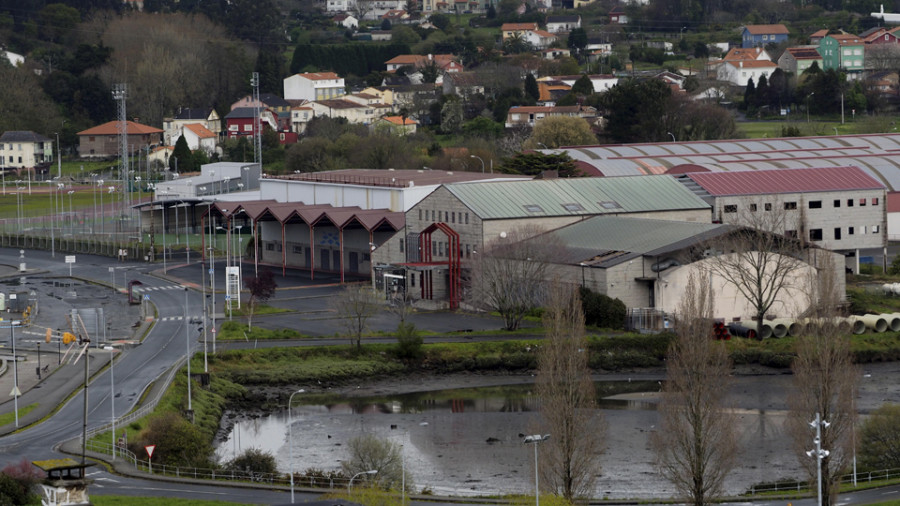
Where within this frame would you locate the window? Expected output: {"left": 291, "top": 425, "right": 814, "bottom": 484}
{"left": 764, "top": 203, "right": 772, "bottom": 211}
{"left": 723, "top": 205, "right": 737, "bottom": 213}
{"left": 860, "top": 198, "right": 867, "bottom": 206}
{"left": 873, "top": 225, "right": 881, "bottom": 233}
{"left": 599, "top": 201, "right": 622, "bottom": 209}
{"left": 89, "top": 136, "right": 95, "bottom": 142}
{"left": 244, "top": 124, "right": 252, "bottom": 131}
{"left": 809, "top": 201, "right": 822, "bottom": 209}
{"left": 465, "top": 213, "right": 469, "bottom": 224}
{"left": 439, "top": 242, "right": 444, "bottom": 256}
{"left": 862, "top": 226, "right": 867, "bottom": 234}
{"left": 847, "top": 199, "right": 854, "bottom": 207}
{"left": 451, "top": 212, "right": 455, "bottom": 224}
{"left": 418, "top": 209, "right": 422, "bottom": 220}
{"left": 834, "top": 228, "right": 842, "bottom": 240}
{"left": 749, "top": 203, "right": 758, "bottom": 212}
{"left": 562, "top": 203, "right": 584, "bottom": 212}
{"left": 432, "top": 240, "right": 436, "bottom": 255}
{"left": 784, "top": 202, "right": 797, "bottom": 210}
{"left": 411, "top": 273, "right": 415, "bottom": 287}
{"left": 873, "top": 197, "right": 880, "bottom": 205}
{"left": 466, "top": 244, "right": 470, "bottom": 258}
{"left": 292, "top": 245, "right": 303, "bottom": 254}
{"left": 849, "top": 226, "right": 855, "bottom": 235}
{"left": 809, "top": 229, "right": 823, "bottom": 241}
{"left": 266, "top": 243, "right": 275, "bottom": 251}
{"left": 399, "top": 239, "right": 404, "bottom": 252}
{"left": 524, "top": 204, "right": 543, "bottom": 213}
{"left": 834, "top": 199, "right": 841, "bottom": 207}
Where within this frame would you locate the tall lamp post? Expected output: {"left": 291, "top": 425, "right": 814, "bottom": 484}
{"left": 807, "top": 92, "right": 815, "bottom": 123}
{"left": 184, "top": 287, "right": 193, "bottom": 419}
{"left": 287, "top": 388, "right": 306, "bottom": 503}
{"left": 470, "top": 155, "right": 486, "bottom": 173}
{"left": 103, "top": 345, "right": 116, "bottom": 458}
{"left": 806, "top": 413, "right": 830, "bottom": 506}
{"left": 523, "top": 434, "right": 550, "bottom": 506}
{"left": 348, "top": 470, "right": 378, "bottom": 493}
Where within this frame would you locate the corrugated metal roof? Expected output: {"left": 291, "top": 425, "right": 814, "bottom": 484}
{"left": 555, "top": 134, "right": 900, "bottom": 190}
{"left": 539, "top": 216, "right": 729, "bottom": 266}
{"left": 445, "top": 175, "right": 710, "bottom": 219}
{"left": 685, "top": 166, "right": 885, "bottom": 196}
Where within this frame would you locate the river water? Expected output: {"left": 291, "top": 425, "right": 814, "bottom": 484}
{"left": 213, "top": 372, "right": 844, "bottom": 500}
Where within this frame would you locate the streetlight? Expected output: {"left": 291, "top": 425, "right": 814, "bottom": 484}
{"left": 287, "top": 388, "right": 306, "bottom": 503}
{"left": 806, "top": 413, "right": 830, "bottom": 506}
{"left": 807, "top": 92, "right": 815, "bottom": 123}
{"left": 523, "top": 434, "right": 550, "bottom": 506}
{"left": 184, "top": 287, "right": 193, "bottom": 417}
{"left": 67, "top": 190, "right": 74, "bottom": 233}
{"left": 470, "top": 155, "right": 485, "bottom": 173}
{"left": 103, "top": 345, "right": 116, "bottom": 458}
{"left": 667, "top": 132, "right": 676, "bottom": 143}
{"left": 348, "top": 470, "right": 378, "bottom": 493}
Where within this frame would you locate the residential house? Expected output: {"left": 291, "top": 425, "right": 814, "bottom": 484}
{"left": 522, "top": 29, "right": 557, "bottom": 49}
{"left": 381, "top": 9, "right": 409, "bottom": 22}
{"left": 543, "top": 74, "right": 618, "bottom": 93}
{"left": 810, "top": 29, "right": 829, "bottom": 45}
{"left": 326, "top": 0, "right": 356, "bottom": 12}
{"left": 546, "top": 15, "right": 581, "bottom": 33}
{"left": 536, "top": 79, "right": 572, "bottom": 103}
{"left": 861, "top": 26, "right": 900, "bottom": 44}
{"left": 501, "top": 22, "right": 538, "bottom": 41}
{"left": 819, "top": 33, "right": 865, "bottom": 72}
{"left": 178, "top": 124, "right": 217, "bottom": 154}
{"left": 654, "top": 71, "right": 686, "bottom": 90}
{"left": 741, "top": 24, "right": 789, "bottom": 48}
{"left": 372, "top": 115, "right": 418, "bottom": 135}
{"left": 284, "top": 72, "right": 346, "bottom": 102}
{"left": 224, "top": 108, "right": 278, "bottom": 140}
{"left": 290, "top": 105, "right": 315, "bottom": 134}
{"left": 385, "top": 54, "right": 462, "bottom": 75}
{"left": 333, "top": 14, "right": 359, "bottom": 29}
{"left": 717, "top": 59, "right": 778, "bottom": 86}
{"left": 231, "top": 93, "right": 291, "bottom": 115}
{"left": 364, "top": 84, "right": 441, "bottom": 117}
{"left": 680, "top": 166, "right": 886, "bottom": 253}
{"left": 442, "top": 72, "right": 486, "bottom": 99}
{"left": 778, "top": 47, "right": 823, "bottom": 75}
{"left": 77, "top": 121, "right": 163, "bottom": 158}
{"left": 540, "top": 48, "right": 572, "bottom": 59}
{"left": 646, "top": 41, "right": 674, "bottom": 54}
{"left": 344, "top": 92, "right": 384, "bottom": 107}
{"left": 310, "top": 99, "right": 391, "bottom": 124}
{"left": 608, "top": 6, "right": 627, "bottom": 24}
{"left": 0, "top": 131, "right": 52, "bottom": 171}
{"left": 505, "top": 105, "right": 597, "bottom": 128}
{"left": 162, "top": 107, "right": 222, "bottom": 145}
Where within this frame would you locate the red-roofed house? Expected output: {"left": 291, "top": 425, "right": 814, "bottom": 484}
{"left": 179, "top": 123, "right": 217, "bottom": 153}
{"left": 501, "top": 23, "right": 539, "bottom": 40}
{"left": 681, "top": 166, "right": 886, "bottom": 252}
{"left": 609, "top": 6, "right": 627, "bottom": 24}
{"left": 723, "top": 47, "right": 772, "bottom": 62}
{"left": 717, "top": 59, "right": 778, "bottom": 86}
{"left": 810, "top": 29, "right": 829, "bottom": 44}
{"left": 77, "top": 120, "right": 163, "bottom": 158}
{"left": 373, "top": 115, "right": 418, "bottom": 135}
{"left": 385, "top": 54, "right": 462, "bottom": 73}
{"left": 778, "top": 46, "right": 824, "bottom": 75}
{"left": 742, "top": 24, "right": 789, "bottom": 48}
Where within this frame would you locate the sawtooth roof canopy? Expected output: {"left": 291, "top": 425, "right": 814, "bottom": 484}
{"left": 204, "top": 200, "right": 405, "bottom": 231}
{"left": 553, "top": 133, "right": 900, "bottom": 191}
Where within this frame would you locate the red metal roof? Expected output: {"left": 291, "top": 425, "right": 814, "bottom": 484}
{"left": 685, "top": 166, "right": 885, "bottom": 196}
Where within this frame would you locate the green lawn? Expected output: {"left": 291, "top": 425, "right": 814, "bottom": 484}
{"left": 0, "top": 403, "right": 38, "bottom": 427}
{"left": 92, "top": 496, "right": 252, "bottom": 505}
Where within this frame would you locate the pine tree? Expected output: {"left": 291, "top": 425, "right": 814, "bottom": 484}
{"left": 170, "top": 135, "right": 194, "bottom": 172}
{"left": 524, "top": 73, "right": 539, "bottom": 101}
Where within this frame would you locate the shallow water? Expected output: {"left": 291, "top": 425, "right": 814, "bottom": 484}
{"left": 215, "top": 379, "right": 810, "bottom": 499}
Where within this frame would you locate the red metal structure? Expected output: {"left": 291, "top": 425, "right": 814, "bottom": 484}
{"left": 418, "top": 222, "right": 461, "bottom": 309}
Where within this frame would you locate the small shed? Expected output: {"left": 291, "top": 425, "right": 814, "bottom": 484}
{"left": 31, "top": 458, "right": 94, "bottom": 506}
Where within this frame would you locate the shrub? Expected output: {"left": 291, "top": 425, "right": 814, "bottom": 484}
{"left": 579, "top": 287, "right": 626, "bottom": 329}
{"left": 227, "top": 447, "right": 278, "bottom": 475}
{"left": 395, "top": 322, "right": 423, "bottom": 362}
{"left": 859, "top": 403, "right": 900, "bottom": 471}
{"left": 130, "top": 412, "right": 213, "bottom": 468}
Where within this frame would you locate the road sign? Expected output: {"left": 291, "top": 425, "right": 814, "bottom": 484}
{"left": 208, "top": 268, "right": 214, "bottom": 274}
{"left": 65, "top": 255, "right": 76, "bottom": 264}
{"left": 10, "top": 386, "right": 21, "bottom": 397}
{"left": 143, "top": 294, "right": 150, "bottom": 300}
{"left": 109, "top": 267, "right": 115, "bottom": 273}
{"left": 224, "top": 295, "right": 231, "bottom": 301}
{"left": 145, "top": 445, "right": 155, "bottom": 458}
{"left": 211, "top": 327, "right": 216, "bottom": 334}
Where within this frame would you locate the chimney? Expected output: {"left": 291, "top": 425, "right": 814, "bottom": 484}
{"left": 739, "top": 61, "right": 743, "bottom": 68}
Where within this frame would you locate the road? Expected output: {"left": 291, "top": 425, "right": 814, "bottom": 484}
{"left": 0, "top": 247, "right": 898, "bottom": 505}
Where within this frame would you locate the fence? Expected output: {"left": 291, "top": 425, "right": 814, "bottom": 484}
{"left": 747, "top": 467, "right": 900, "bottom": 495}
{"left": 626, "top": 308, "right": 671, "bottom": 332}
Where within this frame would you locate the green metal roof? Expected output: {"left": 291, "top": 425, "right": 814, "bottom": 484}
{"left": 446, "top": 175, "right": 710, "bottom": 219}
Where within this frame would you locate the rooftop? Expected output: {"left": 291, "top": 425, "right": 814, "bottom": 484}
{"left": 271, "top": 169, "right": 528, "bottom": 188}
{"left": 683, "top": 166, "right": 885, "bottom": 196}
{"left": 0, "top": 131, "right": 51, "bottom": 143}
{"left": 77, "top": 121, "right": 163, "bottom": 136}
{"left": 744, "top": 24, "right": 789, "bottom": 35}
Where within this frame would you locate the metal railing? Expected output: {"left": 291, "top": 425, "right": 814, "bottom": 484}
{"left": 747, "top": 467, "right": 900, "bottom": 495}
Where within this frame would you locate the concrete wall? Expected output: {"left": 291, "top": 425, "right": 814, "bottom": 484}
{"left": 258, "top": 220, "right": 391, "bottom": 276}
{"left": 259, "top": 179, "right": 435, "bottom": 211}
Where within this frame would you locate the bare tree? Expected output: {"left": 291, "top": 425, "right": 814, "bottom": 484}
{"left": 864, "top": 44, "right": 900, "bottom": 72}
{"left": 786, "top": 254, "right": 858, "bottom": 506}
{"left": 334, "top": 284, "right": 380, "bottom": 351}
{"left": 707, "top": 202, "right": 805, "bottom": 338}
{"left": 342, "top": 434, "right": 411, "bottom": 491}
{"left": 244, "top": 269, "right": 277, "bottom": 330}
{"left": 535, "top": 282, "right": 604, "bottom": 501}
{"left": 466, "top": 225, "right": 563, "bottom": 330}
{"left": 651, "top": 270, "right": 738, "bottom": 506}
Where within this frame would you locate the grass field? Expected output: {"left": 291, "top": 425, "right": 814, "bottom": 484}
{"left": 0, "top": 403, "right": 38, "bottom": 427}
{"left": 92, "top": 496, "right": 251, "bottom": 505}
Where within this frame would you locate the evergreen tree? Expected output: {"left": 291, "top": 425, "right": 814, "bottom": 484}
{"left": 743, "top": 77, "right": 756, "bottom": 111}
{"left": 524, "top": 73, "right": 539, "bottom": 101}
{"left": 254, "top": 44, "right": 284, "bottom": 95}
{"left": 571, "top": 74, "right": 594, "bottom": 96}
{"left": 170, "top": 135, "right": 194, "bottom": 172}
{"left": 755, "top": 75, "right": 769, "bottom": 110}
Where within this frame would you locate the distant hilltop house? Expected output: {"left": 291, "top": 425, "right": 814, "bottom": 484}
{"left": 284, "top": 72, "right": 346, "bottom": 102}
{"left": 372, "top": 115, "right": 418, "bottom": 135}
{"left": 501, "top": 22, "right": 539, "bottom": 40}
{"left": 77, "top": 121, "right": 162, "bottom": 159}
{"left": 546, "top": 15, "right": 581, "bottom": 33}
{"left": 0, "top": 131, "right": 53, "bottom": 171}
{"left": 505, "top": 105, "right": 597, "bottom": 128}
{"left": 332, "top": 13, "right": 358, "bottom": 29}
{"left": 162, "top": 107, "right": 221, "bottom": 146}
{"left": 742, "top": 24, "right": 789, "bottom": 48}
{"left": 819, "top": 33, "right": 864, "bottom": 72}
{"left": 385, "top": 54, "right": 462, "bottom": 76}
{"left": 778, "top": 47, "right": 823, "bottom": 75}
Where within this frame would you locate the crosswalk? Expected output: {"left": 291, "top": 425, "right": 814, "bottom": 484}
{"left": 159, "top": 316, "right": 188, "bottom": 322}
{"left": 134, "top": 285, "right": 187, "bottom": 292}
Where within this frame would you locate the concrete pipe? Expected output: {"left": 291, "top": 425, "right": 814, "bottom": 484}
{"left": 884, "top": 283, "right": 894, "bottom": 295}
{"left": 841, "top": 317, "right": 867, "bottom": 335}
{"left": 892, "top": 283, "right": 900, "bottom": 296}
{"left": 884, "top": 313, "right": 900, "bottom": 332}
{"left": 757, "top": 323, "right": 776, "bottom": 339}
{"left": 770, "top": 318, "right": 802, "bottom": 337}
{"left": 855, "top": 314, "right": 888, "bottom": 333}
{"left": 728, "top": 323, "right": 758, "bottom": 339}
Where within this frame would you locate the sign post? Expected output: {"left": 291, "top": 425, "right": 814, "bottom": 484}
{"left": 65, "top": 255, "right": 75, "bottom": 277}
{"left": 145, "top": 445, "right": 155, "bottom": 474}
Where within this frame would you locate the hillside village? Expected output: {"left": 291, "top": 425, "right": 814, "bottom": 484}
{"left": 2, "top": 0, "right": 900, "bottom": 325}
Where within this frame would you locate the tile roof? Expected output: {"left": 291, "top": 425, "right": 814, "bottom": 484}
{"left": 785, "top": 47, "right": 822, "bottom": 59}
{"left": 725, "top": 60, "right": 778, "bottom": 68}
{"left": 501, "top": 22, "right": 538, "bottom": 30}
{"left": 744, "top": 24, "right": 789, "bottom": 35}
{"left": 184, "top": 123, "right": 216, "bottom": 139}
{"left": 828, "top": 33, "right": 862, "bottom": 45}
{"left": 531, "top": 29, "right": 556, "bottom": 38}
{"left": 0, "top": 131, "right": 50, "bottom": 142}
{"left": 314, "top": 99, "right": 366, "bottom": 109}
{"left": 297, "top": 72, "right": 341, "bottom": 80}
{"left": 381, "top": 116, "right": 417, "bottom": 125}
{"left": 810, "top": 29, "right": 829, "bottom": 38}
{"left": 445, "top": 175, "right": 710, "bottom": 220}
{"left": 683, "top": 166, "right": 885, "bottom": 196}
{"left": 724, "top": 47, "right": 768, "bottom": 61}
{"left": 77, "top": 120, "right": 163, "bottom": 136}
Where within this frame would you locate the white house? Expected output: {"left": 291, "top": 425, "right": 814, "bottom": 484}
{"left": 0, "top": 131, "right": 53, "bottom": 170}
{"left": 284, "top": 72, "right": 346, "bottom": 102}
{"left": 290, "top": 105, "right": 315, "bottom": 134}
{"left": 2, "top": 50, "right": 24, "bottom": 67}
{"left": 326, "top": 0, "right": 356, "bottom": 12}
{"left": 333, "top": 13, "right": 359, "bottom": 29}
{"left": 162, "top": 108, "right": 222, "bottom": 146}
{"left": 178, "top": 123, "right": 217, "bottom": 154}
{"left": 546, "top": 15, "right": 581, "bottom": 33}
{"left": 716, "top": 59, "right": 778, "bottom": 86}
{"left": 522, "top": 29, "right": 557, "bottom": 49}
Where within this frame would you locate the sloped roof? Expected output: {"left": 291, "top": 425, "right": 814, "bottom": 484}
{"left": 78, "top": 121, "right": 163, "bottom": 136}
{"left": 297, "top": 72, "right": 341, "bottom": 81}
{"left": 725, "top": 60, "right": 778, "bottom": 69}
{"left": 744, "top": 24, "right": 789, "bottom": 35}
{"left": 785, "top": 47, "right": 822, "bottom": 59}
{"left": 315, "top": 99, "right": 366, "bottom": 110}
{"left": 501, "top": 22, "right": 538, "bottom": 30}
{"left": 724, "top": 47, "right": 768, "bottom": 61}
{"left": 0, "top": 131, "right": 50, "bottom": 142}
{"left": 184, "top": 123, "right": 216, "bottom": 139}
{"left": 445, "top": 176, "right": 710, "bottom": 220}
{"left": 531, "top": 29, "right": 557, "bottom": 38}
{"left": 684, "top": 166, "right": 885, "bottom": 196}
{"left": 810, "top": 29, "right": 829, "bottom": 38}
{"left": 535, "top": 216, "right": 730, "bottom": 267}
{"left": 173, "top": 108, "right": 214, "bottom": 120}
{"left": 225, "top": 107, "right": 260, "bottom": 119}
{"left": 381, "top": 116, "right": 417, "bottom": 125}
{"left": 827, "top": 33, "right": 862, "bottom": 45}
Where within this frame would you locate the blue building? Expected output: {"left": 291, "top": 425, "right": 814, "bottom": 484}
{"left": 742, "top": 24, "right": 789, "bottom": 48}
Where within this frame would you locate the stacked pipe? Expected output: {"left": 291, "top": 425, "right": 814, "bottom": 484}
{"left": 728, "top": 322, "right": 759, "bottom": 340}
{"left": 712, "top": 320, "right": 731, "bottom": 340}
